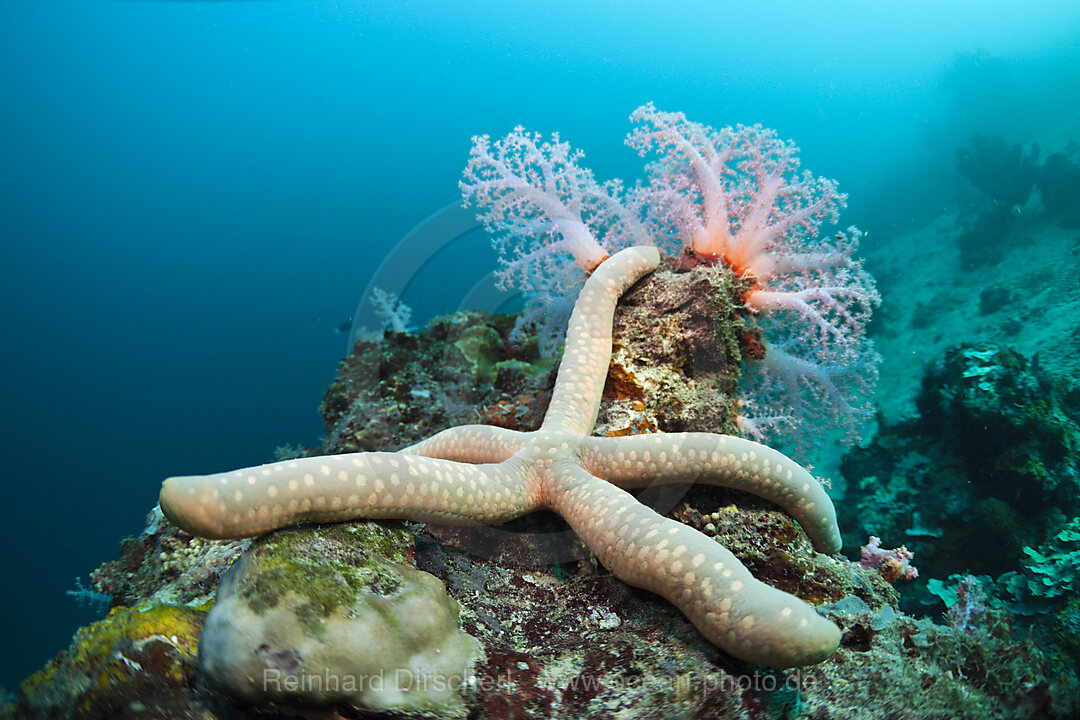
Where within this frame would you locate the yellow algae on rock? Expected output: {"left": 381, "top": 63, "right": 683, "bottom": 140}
{"left": 16, "top": 604, "right": 207, "bottom": 719}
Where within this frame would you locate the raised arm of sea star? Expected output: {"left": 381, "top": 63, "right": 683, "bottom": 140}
{"left": 159, "top": 246, "right": 843, "bottom": 668}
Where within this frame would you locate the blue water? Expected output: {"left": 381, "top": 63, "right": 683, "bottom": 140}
{"left": 2, "top": 0, "right": 1079, "bottom": 690}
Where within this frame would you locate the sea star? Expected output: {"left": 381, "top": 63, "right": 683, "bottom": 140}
{"left": 160, "top": 246, "right": 843, "bottom": 668}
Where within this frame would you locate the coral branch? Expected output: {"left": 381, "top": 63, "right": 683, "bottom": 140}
{"left": 628, "top": 103, "right": 878, "bottom": 451}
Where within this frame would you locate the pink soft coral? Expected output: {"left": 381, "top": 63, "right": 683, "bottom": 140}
{"left": 461, "top": 106, "right": 879, "bottom": 452}
{"left": 627, "top": 103, "right": 879, "bottom": 451}
{"left": 858, "top": 535, "right": 919, "bottom": 583}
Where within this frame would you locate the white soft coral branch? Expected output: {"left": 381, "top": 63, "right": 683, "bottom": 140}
{"left": 462, "top": 128, "right": 611, "bottom": 273}
{"left": 752, "top": 342, "right": 877, "bottom": 449}
{"left": 461, "top": 125, "right": 651, "bottom": 353}
{"left": 748, "top": 284, "right": 876, "bottom": 343}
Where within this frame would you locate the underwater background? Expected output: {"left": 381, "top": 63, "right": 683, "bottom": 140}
{"left": 3, "top": 0, "right": 1080, "bottom": 708}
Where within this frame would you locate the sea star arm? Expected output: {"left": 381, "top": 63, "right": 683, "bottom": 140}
{"left": 541, "top": 246, "right": 660, "bottom": 434}
{"left": 159, "top": 452, "right": 537, "bottom": 540}
{"left": 402, "top": 424, "right": 528, "bottom": 463}
{"left": 579, "top": 433, "right": 841, "bottom": 554}
{"left": 547, "top": 460, "right": 841, "bottom": 668}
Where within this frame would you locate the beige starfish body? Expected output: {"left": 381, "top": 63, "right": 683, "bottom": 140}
{"left": 160, "top": 246, "right": 843, "bottom": 668}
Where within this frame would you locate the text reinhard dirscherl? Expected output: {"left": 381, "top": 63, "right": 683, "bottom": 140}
{"left": 262, "top": 667, "right": 819, "bottom": 696}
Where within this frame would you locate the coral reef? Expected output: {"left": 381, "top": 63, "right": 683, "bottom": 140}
{"left": 841, "top": 343, "right": 1080, "bottom": 591}
{"left": 841, "top": 342, "right": 1080, "bottom": 697}
{"left": 1039, "top": 152, "right": 1080, "bottom": 227}
{"left": 321, "top": 310, "right": 552, "bottom": 452}
{"left": 956, "top": 133, "right": 1040, "bottom": 209}
{"left": 15, "top": 311, "right": 1080, "bottom": 718}
{"left": 954, "top": 133, "right": 1080, "bottom": 267}
{"left": 1012, "top": 517, "right": 1080, "bottom": 606}
{"left": 865, "top": 202, "right": 1080, "bottom": 427}
{"left": 17, "top": 112, "right": 1080, "bottom": 719}
{"left": 90, "top": 507, "right": 249, "bottom": 608}
{"left": 955, "top": 131, "right": 1080, "bottom": 227}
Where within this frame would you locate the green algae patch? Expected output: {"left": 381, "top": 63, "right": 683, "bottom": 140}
{"left": 452, "top": 324, "right": 505, "bottom": 382}
{"left": 234, "top": 521, "right": 413, "bottom": 634}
